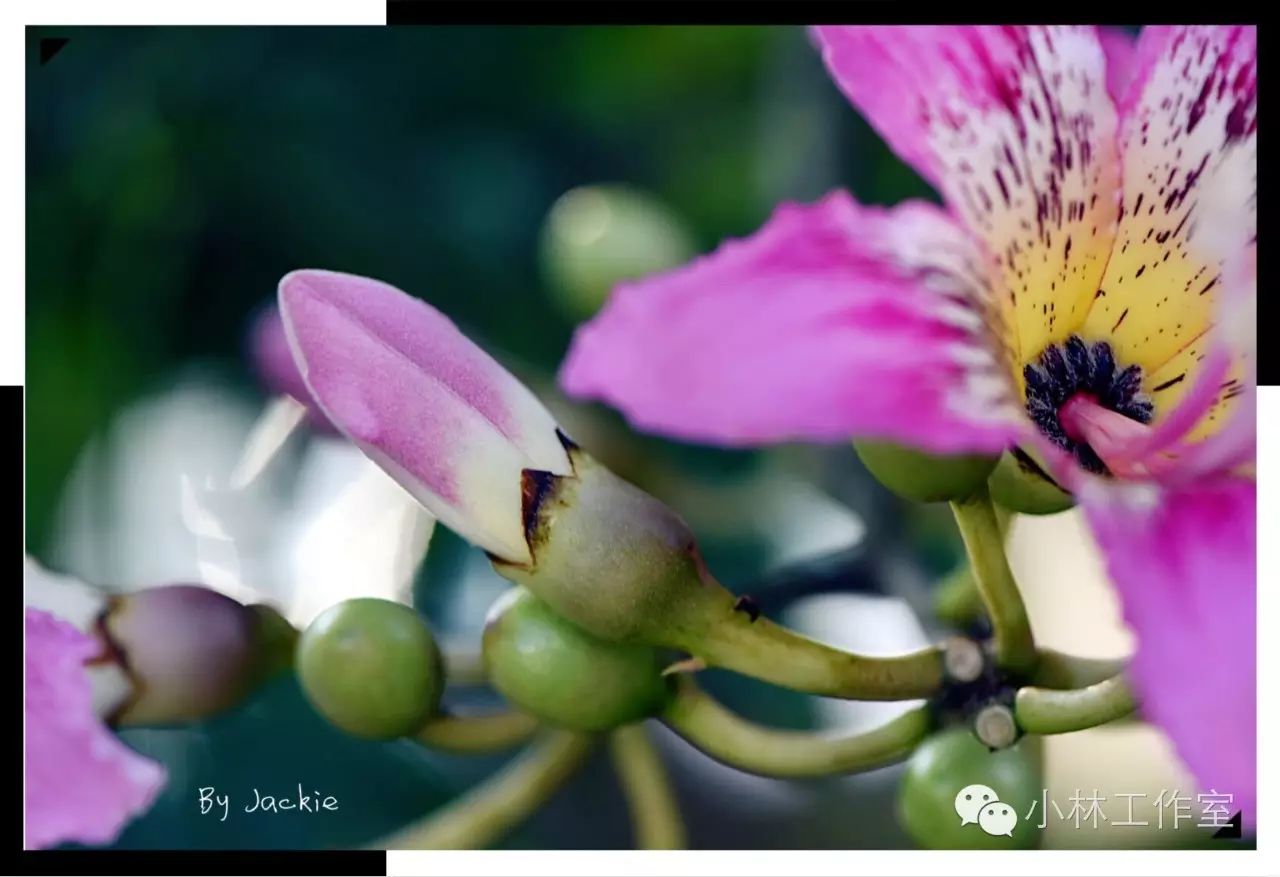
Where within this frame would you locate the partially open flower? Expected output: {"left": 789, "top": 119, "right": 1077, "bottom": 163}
{"left": 558, "top": 25, "right": 1257, "bottom": 823}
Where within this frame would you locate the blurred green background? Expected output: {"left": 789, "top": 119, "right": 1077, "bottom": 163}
{"left": 26, "top": 24, "right": 933, "bottom": 555}
{"left": 24, "top": 25, "right": 995, "bottom": 851}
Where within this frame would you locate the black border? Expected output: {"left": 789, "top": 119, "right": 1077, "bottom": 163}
{"left": 14, "top": 849, "right": 386, "bottom": 876}
{"left": 386, "top": 2, "right": 1259, "bottom": 27}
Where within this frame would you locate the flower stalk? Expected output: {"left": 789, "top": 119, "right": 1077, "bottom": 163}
{"left": 1015, "top": 674, "right": 1137, "bottom": 735}
{"left": 414, "top": 709, "right": 542, "bottom": 754}
{"left": 660, "top": 677, "right": 932, "bottom": 778}
{"left": 950, "top": 486, "right": 1037, "bottom": 676}
{"left": 1030, "top": 649, "right": 1128, "bottom": 690}
{"left": 609, "top": 724, "right": 686, "bottom": 849}
{"left": 380, "top": 731, "right": 596, "bottom": 849}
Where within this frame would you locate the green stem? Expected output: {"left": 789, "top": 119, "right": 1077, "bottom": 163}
{"left": 1015, "top": 674, "right": 1137, "bottom": 734}
{"left": 677, "top": 606, "right": 944, "bottom": 701}
{"left": 1031, "top": 649, "right": 1129, "bottom": 689}
{"left": 382, "top": 731, "right": 596, "bottom": 849}
{"left": 950, "top": 486, "right": 1036, "bottom": 674}
{"left": 660, "top": 678, "right": 932, "bottom": 778}
{"left": 413, "top": 709, "right": 540, "bottom": 754}
{"left": 609, "top": 724, "right": 686, "bottom": 849}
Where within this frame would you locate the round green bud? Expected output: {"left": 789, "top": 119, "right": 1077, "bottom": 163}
{"left": 854, "top": 440, "right": 998, "bottom": 503}
{"left": 987, "top": 449, "right": 1075, "bottom": 515}
{"left": 540, "top": 184, "right": 696, "bottom": 320}
{"left": 296, "top": 598, "right": 444, "bottom": 740}
{"left": 897, "top": 726, "right": 1043, "bottom": 849}
{"left": 482, "top": 587, "right": 673, "bottom": 732}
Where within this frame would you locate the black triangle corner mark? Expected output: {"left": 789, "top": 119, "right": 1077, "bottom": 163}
{"left": 39, "top": 37, "right": 69, "bottom": 66}
{"left": 1212, "top": 810, "right": 1243, "bottom": 840}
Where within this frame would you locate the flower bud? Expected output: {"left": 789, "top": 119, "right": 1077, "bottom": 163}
{"left": 854, "top": 440, "right": 998, "bottom": 503}
{"left": 540, "top": 184, "right": 696, "bottom": 320}
{"left": 986, "top": 449, "right": 1075, "bottom": 515}
{"left": 296, "top": 598, "right": 444, "bottom": 740}
{"left": 494, "top": 448, "right": 719, "bottom": 644}
{"left": 278, "top": 269, "right": 944, "bottom": 700}
{"left": 278, "top": 269, "right": 573, "bottom": 565}
{"left": 100, "top": 586, "right": 296, "bottom": 726}
{"left": 482, "top": 587, "right": 672, "bottom": 731}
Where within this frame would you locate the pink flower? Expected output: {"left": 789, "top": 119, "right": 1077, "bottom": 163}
{"left": 24, "top": 608, "right": 166, "bottom": 849}
{"left": 560, "top": 26, "right": 1256, "bottom": 825}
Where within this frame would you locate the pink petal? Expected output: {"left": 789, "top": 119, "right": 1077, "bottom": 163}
{"left": 249, "top": 305, "right": 338, "bottom": 433}
{"left": 1080, "top": 477, "right": 1255, "bottom": 830}
{"left": 1098, "top": 27, "right": 1138, "bottom": 106}
{"left": 1078, "top": 25, "right": 1256, "bottom": 374}
{"left": 560, "top": 191, "right": 1022, "bottom": 454}
{"left": 25, "top": 608, "right": 166, "bottom": 849}
{"left": 812, "top": 26, "right": 1122, "bottom": 364}
{"left": 278, "top": 270, "right": 571, "bottom": 563}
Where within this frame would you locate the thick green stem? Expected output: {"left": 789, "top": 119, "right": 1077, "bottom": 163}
{"left": 382, "top": 731, "right": 596, "bottom": 849}
{"left": 1031, "top": 649, "right": 1129, "bottom": 689}
{"left": 1015, "top": 674, "right": 1137, "bottom": 734}
{"left": 660, "top": 678, "right": 932, "bottom": 778}
{"left": 950, "top": 486, "right": 1036, "bottom": 674}
{"left": 676, "top": 606, "right": 945, "bottom": 701}
{"left": 609, "top": 723, "right": 686, "bottom": 849}
{"left": 413, "top": 709, "right": 540, "bottom": 754}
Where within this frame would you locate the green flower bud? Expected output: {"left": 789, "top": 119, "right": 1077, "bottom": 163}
{"left": 482, "top": 587, "right": 672, "bottom": 732}
{"left": 540, "top": 185, "right": 696, "bottom": 320}
{"left": 897, "top": 726, "right": 1043, "bottom": 849}
{"left": 987, "top": 449, "right": 1075, "bottom": 515}
{"left": 102, "top": 586, "right": 296, "bottom": 726}
{"left": 296, "top": 598, "right": 444, "bottom": 740}
{"left": 854, "top": 440, "right": 998, "bottom": 503}
{"left": 494, "top": 449, "right": 713, "bottom": 644}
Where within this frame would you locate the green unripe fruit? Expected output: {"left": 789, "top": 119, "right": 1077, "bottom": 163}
{"left": 987, "top": 449, "right": 1075, "bottom": 515}
{"left": 297, "top": 598, "right": 444, "bottom": 740}
{"left": 540, "top": 184, "right": 696, "bottom": 320}
{"left": 482, "top": 587, "right": 673, "bottom": 732}
{"left": 897, "top": 726, "right": 1043, "bottom": 849}
{"left": 854, "top": 440, "right": 998, "bottom": 503}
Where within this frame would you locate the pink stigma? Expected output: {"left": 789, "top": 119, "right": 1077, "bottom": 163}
{"left": 1059, "top": 394, "right": 1178, "bottom": 479}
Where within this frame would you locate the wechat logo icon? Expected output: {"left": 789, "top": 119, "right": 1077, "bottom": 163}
{"left": 955, "top": 784, "right": 1016, "bottom": 837}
